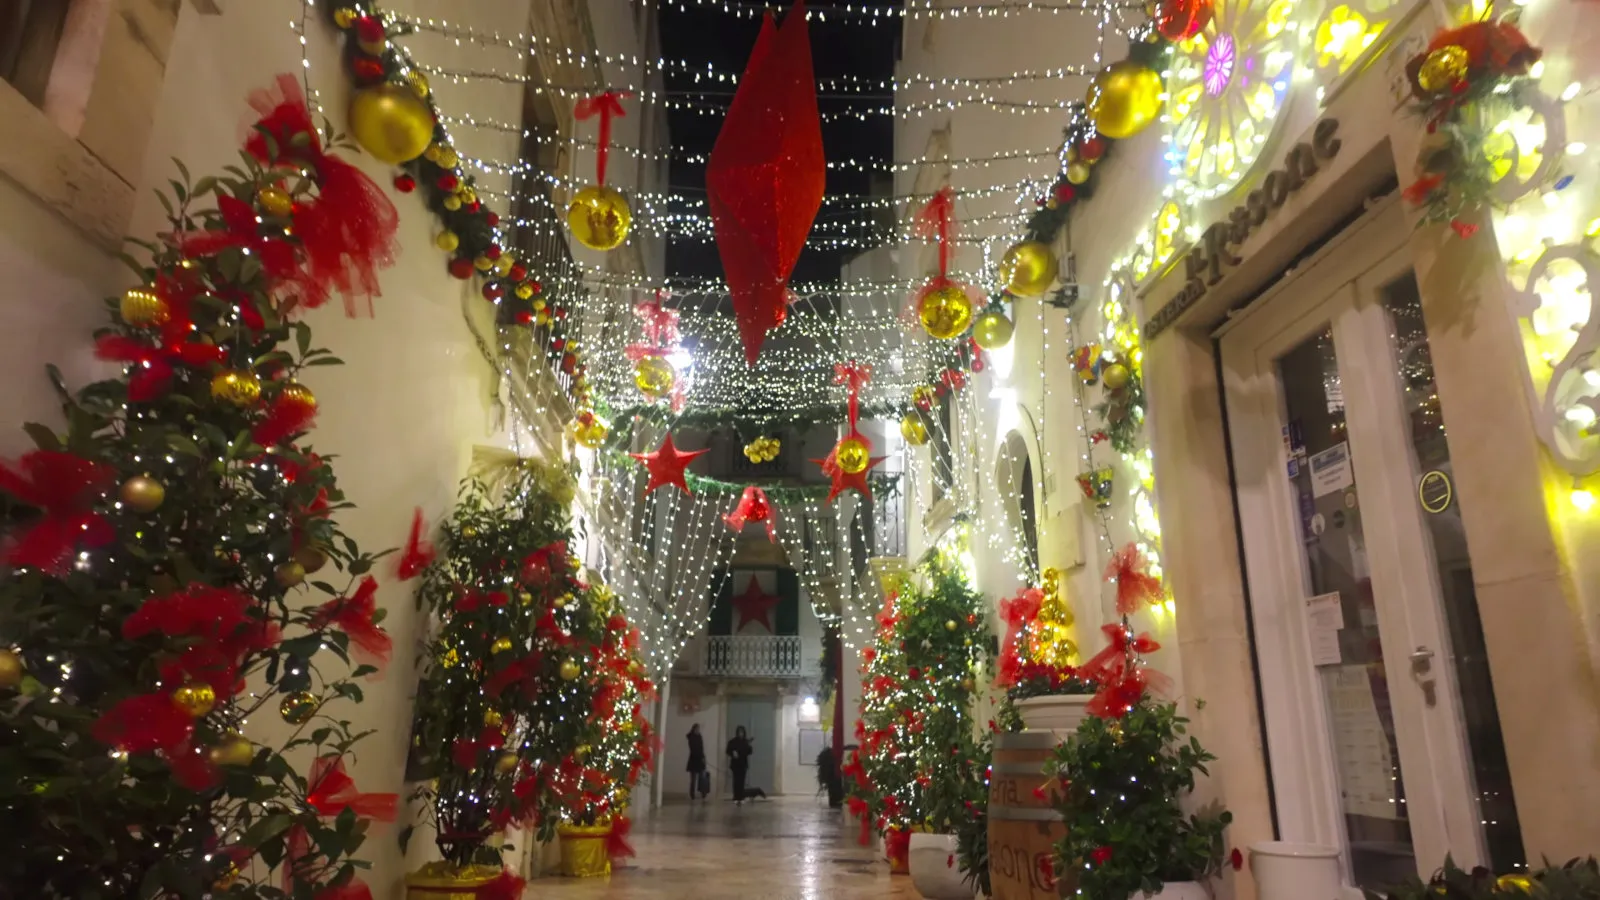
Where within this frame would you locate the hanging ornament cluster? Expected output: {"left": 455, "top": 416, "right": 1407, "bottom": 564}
{"left": 569, "top": 410, "right": 610, "bottom": 449}
{"left": 1077, "top": 467, "right": 1115, "bottom": 509}
{"left": 912, "top": 187, "right": 978, "bottom": 341}
{"left": 706, "top": 0, "right": 825, "bottom": 365}
{"left": 723, "top": 485, "right": 778, "bottom": 542}
{"left": 1027, "top": 567, "right": 1079, "bottom": 671}
{"left": 1073, "top": 344, "right": 1105, "bottom": 384}
{"left": 626, "top": 293, "right": 685, "bottom": 407}
{"left": 815, "top": 362, "right": 884, "bottom": 503}
{"left": 568, "top": 91, "right": 634, "bottom": 251}
{"left": 1093, "top": 351, "right": 1146, "bottom": 455}
{"left": 743, "top": 436, "right": 781, "bottom": 463}
{"left": 1400, "top": 19, "right": 1544, "bottom": 237}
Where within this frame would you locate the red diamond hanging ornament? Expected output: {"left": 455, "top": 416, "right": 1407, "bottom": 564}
{"left": 705, "top": 0, "right": 825, "bottom": 365}
{"left": 813, "top": 361, "right": 884, "bottom": 503}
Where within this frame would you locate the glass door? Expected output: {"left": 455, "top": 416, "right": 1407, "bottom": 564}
{"left": 1220, "top": 203, "right": 1523, "bottom": 892}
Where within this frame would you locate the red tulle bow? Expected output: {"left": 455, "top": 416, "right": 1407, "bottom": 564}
{"left": 311, "top": 576, "right": 391, "bottom": 669}
{"left": 316, "top": 878, "right": 374, "bottom": 900}
{"left": 458, "top": 590, "right": 510, "bottom": 613}
{"left": 246, "top": 73, "right": 399, "bottom": 317}
{"left": 634, "top": 295, "right": 681, "bottom": 348}
{"left": 1080, "top": 624, "right": 1170, "bottom": 718}
{"left": 252, "top": 389, "right": 318, "bottom": 446}
{"left": 396, "top": 508, "right": 437, "bottom": 581}
{"left": 723, "top": 485, "right": 777, "bottom": 542}
{"left": 574, "top": 91, "right": 630, "bottom": 185}
{"left": 306, "top": 755, "right": 398, "bottom": 821}
{"left": 175, "top": 194, "right": 304, "bottom": 285}
{"left": 833, "top": 360, "right": 873, "bottom": 426}
{"left": 607, "top": 816, "right": 636, "bottom": 860}
{"left": 1105, "top": 542, "right": 1163, "bottom": 616}
{"left": 94, "top": 273, "right": 228, "bottom": 401}
{"left": 0, "top": 450, "right": 116, "bottom": 574}
{"left": 476, "top": 871, "right": 526, "bottom": 900}
{"left": 915, "top": 186, "right": 955, "bottom": 278}
{"left": 995, "top": 586, "right": 1044, "bottom": 688}
{"left": 124, "top": 583, "right": 279, "bottom": 697}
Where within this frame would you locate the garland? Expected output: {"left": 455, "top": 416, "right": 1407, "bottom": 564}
{"left": 600, "top": 451, "right": 901, "bottom": 501}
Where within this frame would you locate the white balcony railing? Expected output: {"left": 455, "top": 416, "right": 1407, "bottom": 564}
{"left": 704, "top": 634, "right": 804, "bottom": 678}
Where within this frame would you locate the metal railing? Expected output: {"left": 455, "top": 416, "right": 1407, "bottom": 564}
{"left": 704, "top": 635, "right": 804, "bottom": 678}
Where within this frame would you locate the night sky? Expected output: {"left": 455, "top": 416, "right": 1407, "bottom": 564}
{"left": 658, "top": 1, "right": 903, "bottom": 287}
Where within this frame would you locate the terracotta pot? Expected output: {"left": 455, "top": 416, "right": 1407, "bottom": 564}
{"left": 909, "top": 832, "right": 972, "bottom": 900}
{"left": 404, "top": 862, "right": 504, "bottom": 900}
{"left": 558, "top": 822, "right": 613, "bottom": 877}
{"left": 1013, "top": 694, "right": 1093, "bottom": 734}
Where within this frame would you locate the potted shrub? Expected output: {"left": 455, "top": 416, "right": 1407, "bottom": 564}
{"left": 1367, "top": 857, "right": 1600, "bottom": 899}
{"left": 1051, "top": 698, "right": 1233, "bottom": 900}
{"left": 954, "top": 735, "right": 995, "bottom": 899}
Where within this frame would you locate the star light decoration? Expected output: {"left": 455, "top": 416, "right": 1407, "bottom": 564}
{"left": 814, "top": 361, "right": 885, "bottom": 503}
{"left": 732, "top": 575, "right": 782, "bottom": 632}
{"left": 629, "top": 433, "right": 710, "bottom": 495}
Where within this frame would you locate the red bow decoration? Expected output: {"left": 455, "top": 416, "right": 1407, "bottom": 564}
{"left": 245, "top": 74, "right": 399, "bottom": 317}
{"left": 315, "top": 879, "right": 375, "bottom": 900}
{"left": 723, "top": 485, "right": 777, "bottom": 541}
{"left": 175, "top": 194, "right": 304, "bottom": 286}
{"left": 0, "top": 450, "right": 117, "bottom": 575}
{"left": 476, "top": 871, "right": 527, "bottom": 900}
{"left": 607, "top": 815, "right": 637, "bottom": 860}
{"left": 251, "top": 388, "right": 319, "bottom": 447}
{"left": 630, "top": 293, "right": 681, "bottom": 354}
{"left": 306, "top": 755, "right": 398, "bottom": 820}
{"left": 834, "top": 361, "right": 873, "bottom": 425}
{"left": 1079, "top": 624, "right": 1170, "bottom": 718}
{"left": 995, "top": 586, "right": 1044, "bottom": 688}
{"left": 94, "top": 273, "right": 229, "bottom": 402}
{"left": 396, "top": 508, "right": 437, "bottom": 581}
{"left": 1105, "top": 542, "right": 1163, "bottom": 616}
{"left": 574, "top": 91, "right": 630, "bottom": 186}
{"left": 310, "top": 576, "right": 391, "bottom": 669}
{"left": 457, "top": 590, "right": 510, "bottom": 613}
{"left": 123, "top": 583, "right": 279, "bottom": 696}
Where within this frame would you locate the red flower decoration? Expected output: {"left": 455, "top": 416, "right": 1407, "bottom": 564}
{"left": 1231, "top": 848, "right": 1245, "bottom": 871}
{"left": 1090, "top": 845, "right": 1114, "bottom": 866}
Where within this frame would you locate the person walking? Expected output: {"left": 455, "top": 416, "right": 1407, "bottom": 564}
{"left": 686, "top": 724, "right": 707, "bottom": 800}
{"left": 726, "top": 726, "right": 754, "bottom": 804}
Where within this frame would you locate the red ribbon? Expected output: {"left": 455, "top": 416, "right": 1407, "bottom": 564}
{"left": 251, "top": 390, "right": 319, "bottom": 447}
{"left": 915, "top": 186, "right": 955, "bottom": 279}
{"left": 634, "top": 294, "right": 681, "bottom": 348}
{"left": 457, "top": 590, "right": 509, "bottom": 613}
{"left": 175, "top": 194, "right": 304, "bottom": 285}
{"left": 306, "top": 755, "right": 398, "bottom": 820}
{"left": 1105, "top": 542, "right": 1162, "bottom": 616}
{"left": 0, "top": 450, "right": 116, "bottom": 574}
{"left": 607, "top": 816, "right": 636, "bottom": 860}
{"left": 396, "top": 507, "right": 436, "bottom": 581}
{"left": 885, "top": 826, "right": 912, "bottom": 866}
{"left": 574, "top": 91, "right": 630, "bottom": 186}
{"left": 833, "top": 361, "right": 873, "bottom": 427}
{"left": 996, "top": 586, "right": 1044, "bottom": 688}
{"left": 94, "top": 272, "right": 228, "bottom": 402}
{"left": 311, "top": 576, "right": 391, "bottom": 669}
{"left": 1080, "top": 624, "right": 1170, "bottom": 718}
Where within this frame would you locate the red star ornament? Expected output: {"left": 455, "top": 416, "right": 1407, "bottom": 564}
{"left": 812, "top": 441, "right": 885, "bottom": 504}
{"left": 732, "top": 575, "right": 781, "bottom": 632}
{"left": 630, "top": 433, "right": 709, "bottom": 495}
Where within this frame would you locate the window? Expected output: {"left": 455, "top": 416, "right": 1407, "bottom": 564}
{"left": 0, "top": 0, "right": 71, "bottom": 107}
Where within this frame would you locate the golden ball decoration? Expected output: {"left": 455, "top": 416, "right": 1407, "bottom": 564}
{"left": 348, "top": 83, "right": 435, "bottom": 166}
{"left": 559, "top": 658, "right": 582, "bottom": 681}
{"left": 443, "top": 195, "right": 462, "bottom": 212}
{"left": 279, "top": 690, "right": 319, "bottom": 725}
{"left": 633, "top": 355, "right": 676, "bottom": 399}
{"left": 257, "top": 186, "right": 294, "bottom": 218}
{"left": 211, "top": 369, "right": 262, "bottom": 408}
{"left": 491, "top": 636, "right": 515, "bottom": 654}
{"left": 1066, "top": 161, "right": 1092, "bottom": 185}
{"left": 0, "top": 649, "right": 22, "bottom": 689}
{"left": 554, "top": 593, "right": 570, "bottom": 609}
{"left": 435, "top": 231, "right": 460, "bottom": 252}
{"left": 483, "top": 708, "right": 504, "bottom": 728}
{"left": 172, "top": 682, "right": 217, "bottom": 719}
{"left": 566, "top": 184, "right": 633, "bottom": 251}
{"left": 972, "top": 309, "right": 1015, "bottom": 350}
{"left": 274, "top": 561, "right": 307, "bottom": 588}
{"left": 570, "top": 412, "right": 609, "bottom": 449}
{"left": 495, "top": 751, "right": 519, "bottom": 774}
{"left": 918, "top": 284, "right": 974, "bottom": 340}
{"left": 945, "top": 619, "right": 958, "bottom": 632}
{"left": 119, "top": 476, "right": 165, "bottom": 513}
{"left": 278, "top": 381, "right": 317, "bottom": 417}
{"left": 743, "top": 436, "right": 780, "bottom": 463}
{"left": 333, "top": 6, "right": 358, "bottom": 28}
{"left": 1087, "top": 60, "right": 1164, "bottom": 140}
{"left": 836, "top": 436, "right": 871, "bottom": 475}
{"left": 1418, "top": 45, "right": 1470, "bottom": 94}
{"left": 295, "top": 545, "right": 329, "bottom": 574}
{"left": 119, "top": 287, "right": 170, "bottom": 328}
{"left": 209, "top": 733, "right": 255, "bottom": 767}
{"left": 519, "top": 591, "right": 534, "bottom": 606}
{"left": 900, "top": 413, "right": 929, "bottom": 446}
{"left": 474, "top": 255, "right": 494, "bottom": 272}
{"left": 460, "top": 526, "right": 479, "bottom": 539}
{"left": 407, "top": 70, "right": 431, "bottom": 98}
{"left": 912, "top": 384, "right": 939, "bottom": 410}
{"left": 999, "top": 241, "right": 1059, "bottom": 297}
{"left": 1102, "top": 362, "right": 1131, "bottom": 391}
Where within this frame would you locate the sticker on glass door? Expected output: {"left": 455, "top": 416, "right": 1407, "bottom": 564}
{"left": 1308, "top": 441, "right": 1354, "bottom": 497}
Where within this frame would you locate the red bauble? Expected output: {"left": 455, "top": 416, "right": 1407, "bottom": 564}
{"left": 551, "top": 339, "right": 566, "bottom": 352}
{"left": 1053, "top": 183, "right": 1076, "bottom": 204}
{"left": 486, "top": 244, "right": 502, "bottom": 261}
{"left": 553, "top": 307, "right": 568, "bottom": 320}
{"left": 560, "top": 353, "right": 577, "bottom": 374}
{"left": 1079, "top": 136, "right": 1107, "bottom": 162}
{"left": 483, "top": 282, "right": 503, "bottom": 301}
{"left": 486, "top": 212, "right": 500, "bottom": 227}
{"left": 1155, "top": 0, "right": 1212, "bottom": 42}
{"left": 394, "top": 174, "right": 417, "bottom": 193}
{"left": 437, "top": 173, "right": 460, "bottom": 191}
{"left": 468, "top": 200, "right": 482, "bottom": 212}
{"left": 351, "top": 56, "right": 386, "bottom": 84}
{"left": 527, "top": 280, "right": 543, "bottom": 295}
{"left": 448, "top": 258, "right": 475, "bottom": 280}
{"left": 514, "top": 310, "right": 534, "bottom": 325}
{"left": 354, "top": 16, "right": 386, "bottom": 44}
{"left": 508, "top": 264, "right": 527, "bottom": 281}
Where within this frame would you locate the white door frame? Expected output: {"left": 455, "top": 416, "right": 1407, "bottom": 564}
{"left": 1219, "top": 198, "right": 1486, "bottom": 891}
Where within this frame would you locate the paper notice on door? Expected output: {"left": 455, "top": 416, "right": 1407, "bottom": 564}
{"left": 1306, "top": 591, "right": 1345, "bottom": 666}
{"left": 1324, "top": 665, "right": 1398, "bottom": 819}
{"left": 1308, "top": 442, "right": 1354, "bottom": 498}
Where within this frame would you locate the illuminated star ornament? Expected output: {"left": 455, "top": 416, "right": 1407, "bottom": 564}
{"left": 813, "top": 361, "right": 884, "bottom": 503}
{"left": 732, "top": 575, "right": 781, "bottom": 632}
{"left": 630, "top": 433, "right": 709, "bottom": 495}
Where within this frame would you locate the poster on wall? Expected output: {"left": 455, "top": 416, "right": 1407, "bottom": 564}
{"left": 1323, "top": 665, "right": 1398, "bottom": 819}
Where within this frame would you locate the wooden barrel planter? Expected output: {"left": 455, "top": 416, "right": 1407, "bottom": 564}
{"left": 988, "top": 731, "right": 1073, "bottom": 900}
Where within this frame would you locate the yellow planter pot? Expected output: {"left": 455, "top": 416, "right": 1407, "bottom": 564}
{"left": 404, "top": 862, "right": 505, "bottom": 900}
{"left": 558, "top": 823, "right": 613, "bottom": 877}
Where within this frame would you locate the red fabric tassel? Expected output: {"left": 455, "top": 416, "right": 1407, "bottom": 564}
{"left": 310, "top": 576, "right": 391, "bottom": 669}
{"left": 1105, "top": 543, "right": 1162, "bottom": 616}
{"left": 476, "top": 871, "right": 526, "bottom": 900}
{"left": 1080, "top": 624, "right": 1171, "bottom": 718}
{"left": 722, "top": 485, "right": 777, "bottom": 542}
{"left": 915, "top": 186, "right": 955, "bottom": 278}
{"left": 606, "top": 816, "right": 636, "bottom": 860}
{"left": 396, "top": 508, "right": 436, "bottom": 581}
{"left": 573, "top": 91, "right": 630, "bottom": 186}
{"left": 306, "top": 755, "right": 398, "bottom": 821}
{"left": 93, "top": 692, "right": 194, "bottom": 753}
{"left": 0, "top": 450, "right": 116, "bottom": 574}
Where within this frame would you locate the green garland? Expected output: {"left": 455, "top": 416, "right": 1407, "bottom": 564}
{"left": 599, "top": 451, "right": 900, "bottom": 501}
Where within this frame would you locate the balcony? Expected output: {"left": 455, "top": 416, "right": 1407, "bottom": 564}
{"left": 702, "top": 635, "right": 805, "bottom": 678}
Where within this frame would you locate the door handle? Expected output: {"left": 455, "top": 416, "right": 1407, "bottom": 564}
{"left": 1409, "top": 645, "right": 1434, "bottom": 673}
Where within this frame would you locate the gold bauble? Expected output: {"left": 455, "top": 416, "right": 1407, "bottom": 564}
{"left": 257, "top": 187, "right": 294, "bottom": 218}
{"left": 437, "top": 148, "right": 460, "bottom": 169}
{"left": 918, "top": 285, "right": 974, "bottom": 340}
{"left": 491, "top": 636, "right": 514, "bottom": 654}
{"left": 279, "top": 691, "right": 319, "bottom": 725}
{"left": 945, "top": 620, "right": 958, "bottom": 631}
{"left": 407, "top": 70, "right": 431, "bottom": 98}
{"left": 493, "top": 255, "right": 515, "bottom": 276}
{"left": 295, "top": 545, "right": 329, "bottom": 574}
{"left": 629, "top": 660, "right": 645, "bottom": 676}
{"left": 483, "top": 708, "right": 504, "bottom": 728}
{"left": 571, "top": 414, "right": 609, "bottom": 449}
{"left": 1102, "top": 362, "right": 1131, "bottom": 391}
{"left": 209, "top": 733, "right": 255, "bottom": 767}
{"left": 495, "top": 751, "right": 519, "bottom": 774}
{"left": 474, "top": 256, "right": 494, "bottom": 272}
{"left": 519, "top": 591, "right": 534, "bottom": 606}
{"left": 214, "top": 863, "right": 241, "bottom": 891}
{"left": 279, "top": 381, "right": 317, "bottom": 415}
{"left": 554, "top": 593, "right": 571, "bottom": 609}
{"left": 999, "top": 241, "right": 1059, "bottom": 297}
{"left": 119, "top": 287, "right": 169, "bottom": 328}
{"left": 633, "top": 355, "right": 676, "bottom": 399}
{"left": 333, "top": 7, "right": 358, "bottom": 28}
{"left": 576, "top": 744, "right": 592, "bottom": 758}
{"left": 348, "top": 83, "right": 435, "bottom": 165}
{"left": 566, "top": 184, "right": 632, "bottom": 251}
{"left": 1418, "top": 45, "right": 1470, "bottom": 94}
{"left": 900, "top": 414, "right": 929, "bottom": 446}
{"left": 836, "top": 436, "right": 870, "bottom": 474}
{"left": 210, "top": 369, "right": 262, "bottom": 407}
{"left": 461, "top": 526, "right": 478, "bottom": 539}
{"left": 1496, "top": 875, "right": 1534, "bottom": 893}
{"left": 0, "top": 649, "right": 22, "bottom": 689}
{"left": 961, "top": 677, "right": 975, "bottom": 691}
{"left": 275, "top": 561, "right": 306, "bottom": 588}
{"left": 912, "top": 384, "right": 939, "bottom": 409}
{"left": 435, "top": 231, "right": 459, "bottom": 252}
{"left": 1066, "top": 161, "right": 1092, "bottom": 185}
{"left": 972, "top": 309, "right": 1015, "bottom": 350}
{"left": 1087, "top": 61, "right": 1164, "bottom": 140}
{"left": 560, "top": 658, "right": 582, "bottom": 681}
{"left": 443, "top": 195, "right": 463, "bottom": 212}
{"left": 119, "top": 476, "right": 165, "bottom": 513}
{"left": 172, "top": 682, "right": 216, "bottom": 718}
